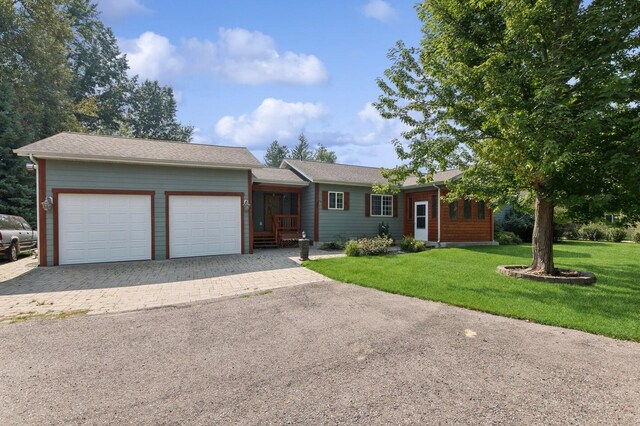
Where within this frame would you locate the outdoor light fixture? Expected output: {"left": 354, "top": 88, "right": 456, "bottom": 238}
{"left": 302, "top": 231, "right": 306, "bottom": 239}
{"left": 243, "top": 199, "right": 250, "bottom": 210}
{"left": 41, "top": 196, "right": 53, "bottom": 212}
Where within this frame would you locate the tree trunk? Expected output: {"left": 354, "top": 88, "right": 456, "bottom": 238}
{"left": 529, "top": 193, "right": 555, "bottom": 275}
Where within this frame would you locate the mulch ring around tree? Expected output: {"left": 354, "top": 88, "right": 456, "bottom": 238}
{"left": 496, "top": 266, "right": 596, "bottom": 285}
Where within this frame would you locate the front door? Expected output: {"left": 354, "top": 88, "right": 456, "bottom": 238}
{"left": 264, "top": 194, "right": 283, "bottom": 232}
{"left": 414, "top": 201, "right": 428, "bottom": 241}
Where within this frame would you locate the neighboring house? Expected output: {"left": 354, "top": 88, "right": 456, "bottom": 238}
{"left": 16, "top": 132, "right": 494, "bottom": 266}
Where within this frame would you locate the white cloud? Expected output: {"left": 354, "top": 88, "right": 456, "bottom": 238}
{"left": 119, "top": 28, "right": 328, "bottom": 86}
{"left": 214, "top": 98, "right": 328, "bottom": 147}
{"left": 184, "top": 28, "right": 328, "bottom": 85}
{"left": 97, "top": 0, "right": 149, "bottom": 23}
{"left": 362, "top": 0, "right": 397, "bottom": 22}
{"left": 120, "top": 32, "right": 184, "bottom": 81}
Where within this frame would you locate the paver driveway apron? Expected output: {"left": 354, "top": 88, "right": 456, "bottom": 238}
{"left": 0, "top": 249, "right": 332, "bottom": 320}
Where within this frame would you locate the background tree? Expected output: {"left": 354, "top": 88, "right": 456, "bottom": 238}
{"left": 313, "top": 144, "right": 337, "bottom": 163}
{"left": 290, "top": 133, "right": 314, "bottom": 160}
{"left": 375, "top": 0, "right": 640, "bottom": 275}
{"left": 64, "top": 0, "right": 130, "bottom": 133}
{"left": 125, "top": 79, "right": 193, "bottom": 141}
{"left": 0, "top": 80, "right": 36, "bottom": 224}
{"left": 264, "top": 140, "right": 289, "bottom": 167}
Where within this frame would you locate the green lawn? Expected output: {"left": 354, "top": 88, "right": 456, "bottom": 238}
{"left": 304, "top": 241, "right": 640, "bottom": 341}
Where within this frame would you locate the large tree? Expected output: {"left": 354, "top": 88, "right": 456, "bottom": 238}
{"left": 314, "top": 144, "right": 337, "bottom": 164}
{"left": 376, "top": 0, "right": 640, "bottom": 275}
{"left": 264, "top": 140, "right": 290, "bottom": 167}
{"left": 125, "top": 79, "right": 193, "bottom": 141}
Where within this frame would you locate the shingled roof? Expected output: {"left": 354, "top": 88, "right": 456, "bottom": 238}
{"left": 252, "top": 168, "right": 308, "bottom": 186}
{"left": 282, "top": 159, "right": 461, "bottom": 188}
{"left": 14, "top": 132, "right": 261, "bottom": 169}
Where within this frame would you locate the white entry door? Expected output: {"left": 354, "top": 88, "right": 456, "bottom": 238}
{"left": 168, "top": 195, "right": 241, "bottom": 258}
{"left": 414, "top": 201, "right": 428, "bottom": 241}
{"left": 58, "top": 193, "right": 152, "bottom": 265}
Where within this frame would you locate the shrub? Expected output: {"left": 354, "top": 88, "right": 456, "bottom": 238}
{"left": 399, "top": 235, "right": 427, "bottom": 253}
{"left": 345, "top": 236, "right": 393, "bottom": 256}
{"left": 378, "top": 222, "right": 390, "bottom": 238}
{"left": 344, "top": 240, "right": 361, "bottom": 257}
{"left": 608, "top": 228, "right": 627, "bottom": 243}
{"left": 495, "top": 206, "right": 534, "bottom": 242}
{"left": 562, "top": 223, "right": 581, "bottom": 240}
{"left": 578, "top": 224, "right": 607, "bottom": 241}
{"left": 320, "top": 235, "right": 348, "bottom": 250}
{"left": 633, "top": 232, "right": 640, "bottom": 243}
{"left": 494, "top": 231, "right": 522, "bottom": 245}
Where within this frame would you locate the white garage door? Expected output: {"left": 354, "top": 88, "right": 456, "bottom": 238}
{"left": 58, "top": 193, "right": 152, "bottom": 265}
{"left": 169, "top": 195, "right": 241, "bottom": 258}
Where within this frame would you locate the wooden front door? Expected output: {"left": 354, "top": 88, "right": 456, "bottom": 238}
{"left": 264, "top": 194, "right": 283, "bottom": 232}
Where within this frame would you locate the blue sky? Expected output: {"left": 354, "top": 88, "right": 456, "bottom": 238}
{"left": 97, "top": 0, "right": 423, "bottom": 167}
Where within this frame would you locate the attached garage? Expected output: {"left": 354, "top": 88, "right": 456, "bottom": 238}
{"left": 167, "top": 194, "right": 242, "bottom": 258}
{"left": 57, "top": 192, "right": 153, "bottom": 265}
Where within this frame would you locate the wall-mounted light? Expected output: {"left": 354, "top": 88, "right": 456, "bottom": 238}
{"left": 41, "top": 196, "right": 53, "bottom": 212}
{"left": 243, "top": 199, "right": 251, "bottom": 210}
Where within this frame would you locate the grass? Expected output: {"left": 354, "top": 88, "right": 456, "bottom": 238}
{"left": 304, "top": 241, "right": 640, "bottom": 341}
{"left": 3, "top": 309, "right": 89, "bottom": 324}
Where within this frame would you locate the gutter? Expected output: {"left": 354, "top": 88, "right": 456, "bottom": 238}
{"left": 13, "top": 152, "right": 261, "bottom": 171}
{"left": 437, "top": 186, "right": 441, "bottom": 243}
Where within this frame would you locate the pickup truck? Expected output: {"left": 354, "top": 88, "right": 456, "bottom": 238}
{"left": 0, "top": 214, "right": 37, "bottom": 261}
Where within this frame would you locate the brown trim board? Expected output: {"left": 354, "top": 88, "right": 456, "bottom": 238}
{"left": 314, "top": 183, "right": 319, "bottom": 241}
{"left": 164, "top": 191, "right": 245, "bottom": 258}
{"left": 37, "top": 159, "right": 47, "bottom": 266}
{"left": 248, "top": 170, "right": 253, "bottom": 254}
{"left": 52, "top": 188, "right": 156, "bottom": 266}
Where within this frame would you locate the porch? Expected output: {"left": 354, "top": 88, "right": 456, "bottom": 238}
{"left": 252, "top": 186, "right": 302, "bottom": 249}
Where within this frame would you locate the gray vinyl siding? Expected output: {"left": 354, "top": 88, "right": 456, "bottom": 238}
{"left": 44, "top": 159, "right": 250, "bottom": 264}
{"left": 300, "top": 184, "right": 315, "bottom": 240}
{"left": 317, "top": 184, "right": 403, "bottom": 242}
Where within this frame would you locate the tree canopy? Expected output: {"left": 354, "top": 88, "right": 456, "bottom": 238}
{"left": 375, "top": 0, "right": 640, "bottom": 274}
{"left": 265, "top": 133, "right": 338, "bottom": 165}
{"left": 0, "top": 0, "right": 193, "bottom": 224}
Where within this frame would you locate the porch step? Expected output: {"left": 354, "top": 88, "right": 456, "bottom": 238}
{"left": 254, "top": 235, "right": 278, "bottom": 249}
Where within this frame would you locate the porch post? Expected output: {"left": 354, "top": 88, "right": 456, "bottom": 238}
{"left": 297, "top": 189, "right": 301, "bottom": 233}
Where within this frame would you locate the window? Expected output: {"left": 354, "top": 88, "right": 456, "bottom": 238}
{"left": 477, "top": 201, "right": 485, "bottom": 220}
{"left": 464, "top": 200, "right": 472, "bottom": 220}
{"left": 371, "top": 194, "right": 393, "bottom": 217}
{"left": 329, "top": 191, "right": 344, "bottom": 210}
{"left": 449, "top": 202, "right": 458, "bottom": 220}
{"left": 431, "top": 195, "right": 438, "bottom": 219}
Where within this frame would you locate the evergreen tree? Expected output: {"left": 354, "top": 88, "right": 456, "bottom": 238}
{"left": 125, "top": 80, "right": 193, "bottom": 141}
{"left": 290, "top": 133, "right": 313, "bottom": 161}
{"left": 264, "top": 140, "right": 290, "bottom": 167}
{"left": 313, "top": 144, "right": 337, "bottom": 163}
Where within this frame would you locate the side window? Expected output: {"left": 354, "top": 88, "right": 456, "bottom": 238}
{"left": 431, "top": 195, "right": 438, "bottom": 219}
{"left": 449, "top": 202, "right": 458, "bottom": 220}
{"left": 8, "top": 217, "right": 21, "bottom": 230}
{"left": 477, "top": 201, "right": 485, "bottom": 220}
{"left": 328, "top": 192, "right": 344, "bottom": 210}
{"left": 21, "top": 219, "right": 32, "bottom": 230}
{"left": 464, "top": 200, "right": 472, "bottom": 220}
{"left": 0, "top": 216, "right": 10, "bottom": 229}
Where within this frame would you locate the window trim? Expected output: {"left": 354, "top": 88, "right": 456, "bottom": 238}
{"left": 370, "top": 194, "right": 393, "bottom": 217}
{"left": 328, "top": 191, "right": 344, "bottom": 210}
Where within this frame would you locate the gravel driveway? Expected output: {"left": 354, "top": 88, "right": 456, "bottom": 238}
{"left": 1, "top": 281, "right": 638, "bottom": 425}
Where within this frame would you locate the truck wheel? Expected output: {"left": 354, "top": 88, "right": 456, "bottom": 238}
{"left": 8, "top": 243, "right": 18, "bottom": 262}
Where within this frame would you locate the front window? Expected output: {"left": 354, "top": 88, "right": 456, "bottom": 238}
{"left": 477, "top": 201, "right": 485, "bottom": 220}
{"left": 371, "top": 194, "right": 393, "bottom": 217}
{"left": 464, "top": 200, "right": 472, "bottom": 220}
{"left": 329, "top": 191, "right": 344, "bottom": 210}
{"left": 449, "top": 202, "right": 458, "bottom": 220}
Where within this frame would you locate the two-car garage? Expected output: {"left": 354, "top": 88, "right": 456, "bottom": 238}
{"left": 56, "top": 191, "right": 242, "bottom": 265}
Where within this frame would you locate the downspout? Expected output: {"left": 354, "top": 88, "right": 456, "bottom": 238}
{"left": 28, "top": 154, "right": 40, "bottom": 264}
{"left": 437, "top": 186, "right": 441, "bottom": 245}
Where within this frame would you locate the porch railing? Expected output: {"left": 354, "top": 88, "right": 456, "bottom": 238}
{"left": 272, "top": 214, "right": 300, "bottom": 247}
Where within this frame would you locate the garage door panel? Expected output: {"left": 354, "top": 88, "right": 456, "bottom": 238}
{"left": 59, "top": 193, "right": 152, "bottom": 265}
{"left": 169, "top": 195, "right": 241, "bottom": 258}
